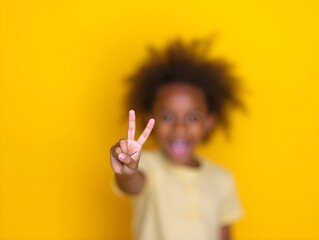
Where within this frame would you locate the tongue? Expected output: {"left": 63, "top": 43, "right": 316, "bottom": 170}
{"left": 171, "top": 142, "right": 188, "bottom": 156}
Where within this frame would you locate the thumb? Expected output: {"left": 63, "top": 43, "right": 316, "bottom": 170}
{"left": 120, "top": 152, "right": 140, "bottom": 170}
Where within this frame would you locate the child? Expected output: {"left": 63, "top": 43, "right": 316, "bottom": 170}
{"left": 110, "top": 39, "right": 243, "bottom": 240}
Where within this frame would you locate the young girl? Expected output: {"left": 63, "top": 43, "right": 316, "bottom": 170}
{"left": 110, "top": 39, "right": 243, "bottom": 240}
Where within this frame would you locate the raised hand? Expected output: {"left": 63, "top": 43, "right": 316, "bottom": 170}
{"left": 110, "top": 110, "right": 155, "bottom": 176}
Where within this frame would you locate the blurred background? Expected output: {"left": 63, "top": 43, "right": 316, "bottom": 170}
{"left": 1, "top": 0, "right": 319, "bottom": 239}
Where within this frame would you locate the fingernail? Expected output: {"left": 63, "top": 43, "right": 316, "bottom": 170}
{"left": 118, "top": 153, "right": 125, "bottom": 160}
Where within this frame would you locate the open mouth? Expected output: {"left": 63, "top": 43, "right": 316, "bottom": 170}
{"left": 169, "top": 139, "right": 190, "bottom": 157}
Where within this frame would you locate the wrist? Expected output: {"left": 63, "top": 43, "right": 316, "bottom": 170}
{"left": 116, "top": 170, "right": 139, "bottom": 179}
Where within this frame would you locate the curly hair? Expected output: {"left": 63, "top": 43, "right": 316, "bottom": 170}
{"left": 125, "top": 38, "right": 243, "bottom": 136}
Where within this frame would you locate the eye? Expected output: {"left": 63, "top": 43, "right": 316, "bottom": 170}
{"left": 187, "top": 114, "right": 199, "bottom": 123}
{"left": 162, "top": 113, "right": 174, "bottom": 122}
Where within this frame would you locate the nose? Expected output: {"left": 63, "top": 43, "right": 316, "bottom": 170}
{"left": 173, "top": 119, "right": 186, "bottom": 136}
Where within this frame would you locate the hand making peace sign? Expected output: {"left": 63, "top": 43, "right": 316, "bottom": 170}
{"left": 110, "top": 110, "right": 155, "bottom": 176}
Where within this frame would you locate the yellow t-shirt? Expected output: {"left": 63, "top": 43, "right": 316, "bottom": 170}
{"left": 131, "top": 150, "right": 243, "bottom": 240}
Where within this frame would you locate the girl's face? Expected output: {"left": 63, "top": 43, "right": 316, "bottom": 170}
{"left": 152, "top": 83, "right": 214, "bottom": 167}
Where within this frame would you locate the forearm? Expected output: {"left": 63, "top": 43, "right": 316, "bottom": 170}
{"left": 220, "top": 225, "right": 230, "bottom": 240}
{"left": 115, "top": 171, "right": 145, "bottom": 195}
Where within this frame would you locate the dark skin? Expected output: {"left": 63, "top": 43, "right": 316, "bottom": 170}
{"left": 221, "top": 225, "right": 231, "bottom": 240}
{"left": 110, "top": 84, "right": 232, "bottom": 240}
{"left": 110, "top": 109, "right": 154, "bottom": 194}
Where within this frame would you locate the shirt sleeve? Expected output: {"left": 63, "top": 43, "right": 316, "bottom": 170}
{"left": 219, "top": 174, "right": 244, "bottom": 225}
{"left": 131, "top": 150, "right": 154, "bottom": 198}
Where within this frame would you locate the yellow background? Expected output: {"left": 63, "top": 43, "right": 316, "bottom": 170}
{"left": 1, "top": 0, "right": 319, "bottom": 239}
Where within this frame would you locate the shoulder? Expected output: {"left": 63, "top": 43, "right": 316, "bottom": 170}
{"left": 200, "top": 157, "right": 237, "bottom": 190}
{"left": 140, "top": 149, "right": 163, "bottom": 163}
{"left": 201, "top": 157, "right": 232, "bottom": 178}
{"left": 139, "top": 149, "right": 165, "bottom": 172}
{"left": 140, "top": 149, "right": 160, "bottom": 159}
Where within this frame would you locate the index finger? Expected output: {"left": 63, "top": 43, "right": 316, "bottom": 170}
{"left": 127, "top": 110, "right": 136, "bottom": 140}
{"left": 137, "top": 118, "right": 155, "bottom": 145}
